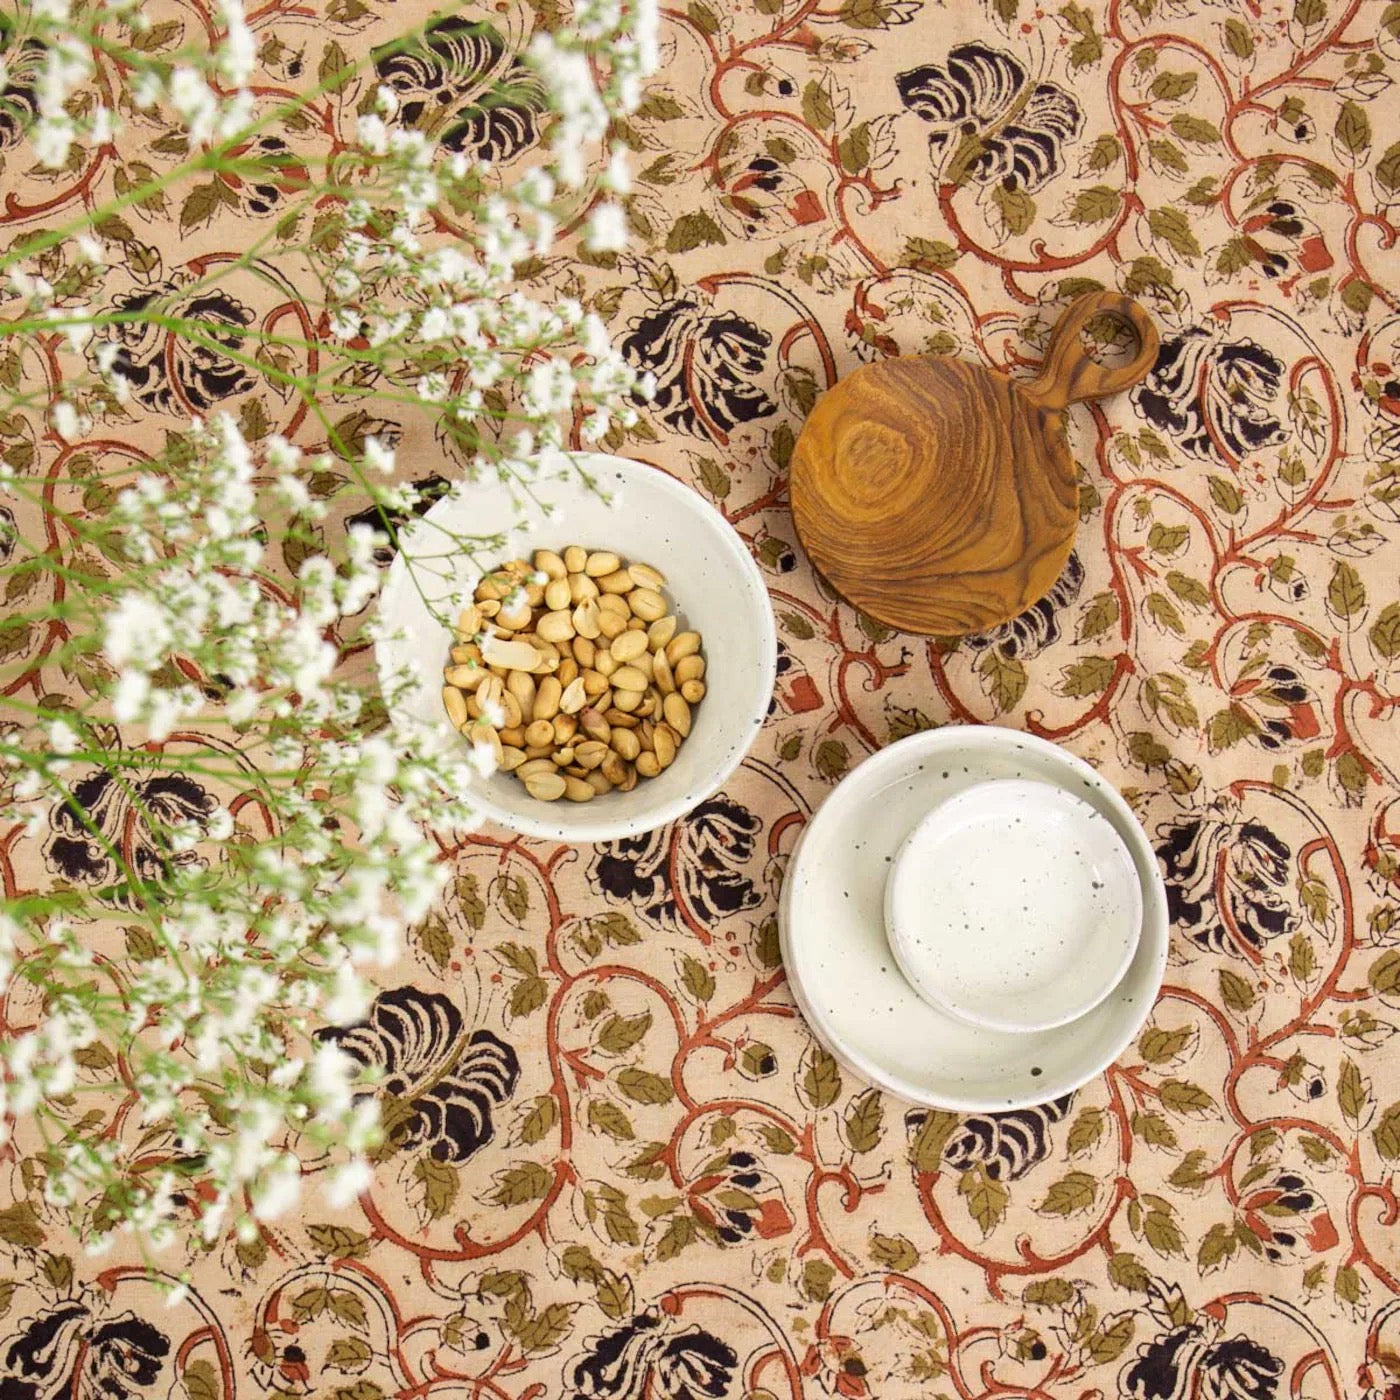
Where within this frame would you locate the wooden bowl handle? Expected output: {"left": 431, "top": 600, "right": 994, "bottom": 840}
{"left": 1025, "top": 291, "right": 1160, "bottom": 410}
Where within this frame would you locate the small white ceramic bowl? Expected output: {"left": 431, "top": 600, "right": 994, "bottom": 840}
{"left": 375, "top": 453, "right": 777, "bottom": 844}
{"left": 884, "top": 778, "right": 1142, "bottom": 1033}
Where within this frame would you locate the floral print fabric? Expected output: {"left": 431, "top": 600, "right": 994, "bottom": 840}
{"left": 3, "top": 0, "right": 1400, "bottom": 1396}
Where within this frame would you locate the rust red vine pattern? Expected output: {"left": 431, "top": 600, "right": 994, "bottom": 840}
{"left": 4, "top": 0, "right": 1400, "bottom": 1394}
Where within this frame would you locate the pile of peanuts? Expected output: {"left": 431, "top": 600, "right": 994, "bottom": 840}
{"left": 441, "top": 547, "right": 707, "bottom": 802}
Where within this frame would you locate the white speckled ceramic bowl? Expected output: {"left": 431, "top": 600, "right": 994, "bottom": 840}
{"left": 884, "top": 778, "right": 1142, "bottom": 1034}
{"left": 779, "top": 725, "right": 1168, "bottom": 1111}
{"left": 375, "top": 453, "right": 777, "bottom": 843}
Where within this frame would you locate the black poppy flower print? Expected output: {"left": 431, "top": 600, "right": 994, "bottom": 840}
{"left": 92, "top": 276, "right": 256, "bottom": 414}
{"left": 345, "top": 472, "right": 448, "bottom": 566}
{"left": 566, "top": 1308, "right": 737, "bottom": 1400}
{"left": 1121, "top": 1323, "right": 1283, "bottom": 1400}
{"left": 1238, "top": 1170, "right": 1337, "bottom": 1261}
{"left": 43, "top": 770, "right": 218, "bottom": 899}
{"left": 620, "top": 295, "right": 777, "bottom": 438}
{"left": 0, "top": 32, "right": 42, "bottom": 150}
{"left": 1132, "top": 326, "right": 1288, "bottom": 463}
{"left": 317, "top": 986, "right": 519, "bottom": 1164}
{"left": 908, "top": 1096, "right": 1071, "bottom": 1183}
{"left": 1156, "top": 812, "right": 1299, "bottom": 956}
{"left": 896, "top": 44, "right": 1082, "bottom": 193}
{"left": 0, "top": 1303, "right": 170, "bottom": 1400}
{"left": 964, "top": 551, "right": 1083, "bottom": 662}
{"left": 589, "top": 796, "right": 764, "bottom": 930}
{"left": 372, "top": 17, "right": 544, "bottom": 162}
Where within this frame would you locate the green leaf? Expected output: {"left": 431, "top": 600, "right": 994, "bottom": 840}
{"left": 1207, "top": 477, "right": 1244, "bottom": 514}
{"left": 597, "top": 1012, "right": 652, "bottom": 1055}
{"left": 319, "top": 40, "right": 354, "bottom": 93}
{"left": 815, "top": 739, "right": 849, "bottom": 780}
{"left": 1088, "top": 1315, "right": 1136, "bottom": 1364}
{"left": 414, "top": 1156, "right": 459, "bottom": 1219}
{"left": 1339, "top": 1057, "right": 1371, "bottom": 1129}
{"left": 1369, "top": 603, "right": 1400, "bottom": 658}
{"left": 1373, "top": 1101, "right": 1400, "bottom": 1160}
{"left": 1149, "top": 139, "right": 1188, "bottom": 174}
{"left": 1069, "top": 185, "right": 1121, "bottom": 224}
{"left": 1139, "top": 1024, "right": 1194, "bottom": 1064}
{"left": 179, "top": 183, "right": 222, "bottom": 231}
{"left": 1207, "top": 705, "right": 1259, "bottom": 750}
{"left": 1147, "top": 522, "right": 1189, "bottom": 555}
{"left": 1147, "top": 207, "right": 1202, "bottom": 260}
{"left": 1066, "top": 1107, "right": 1105, "bottom": 1156}
{"left": 1288, "top": 932, "right": 1318, "bottom": 983}
{"left": 588, "top": 1100, "right": 636, "bottom": 1141}
{"left": 1087, "top": 134, "right": 1122, "bottom": 170}
{"left": 519, "top": 1094, "right": 559, "bottom": 1145}
{"left": 1219, "top": 968, "right": 1256, "bottom": 1015}
{"left": 617, "top": 1068, "right": 674, "bottom": 1104}
{"left": 491, "top": 1161, "right": 552, "bottom": 1206}
{"left": 993, "top": 185, "right": 1036, "bottom": 236}
{"left": 1168, "top": 1149, "right": 1211, "bottom": 1188}
{"left": 909, "top": 1109, "right": 959, "bottom": 1172}
{"left": 1146, "top": 592, "right": 1185, "bottom": 635}
{"left": 802, "top": 80, "right": 835, "bottom": 130}
{"left": 1079, "top": 591, "right": 1120, "bottom": 641}
{"left": 325, "top": 1339, "right": 373, "bottom": 1373}
{"left": 1197, "top": 1221, "right": 1238, "bottom": 1273}
{"left": 1328, "top": 561, "right": 1366, "bottom": 620}
{"left": 843, "top": 1088, "right": 884, "bottom": 1152}
{"left": 1109, "top": 1252, "right": 1152, "bottom": 1291}
{"left": 183, "top": 1360, "right": 220, "bottom": 1400}
{"left": 801, "top": 1045, "right": 842, "bottom": 1109}
{"left": 1060, "top": 655, "right": 1116, "bottom": 697}
{"left": 1149, "top": 70, "right": 1197, "bottom": 101}
{"left": 307, "top": 1224, "right": 371, "bottom": 1259}
{"left": 687, "top": 0, "right": 720, "bottom": 33}
{"left": 869, "top": 1232, "right": 918, "bottom": 1270}
{"left": 415, "top": 915, "right": 453, "bottom": 972}
{"left": 681, "top": 956, "right": 715, "bottom": 1002}
{"left": 1143, "top": 1204, "right": 1185, "bottom": 1257}
{"left": 0, "top": 1203, "right": 43, "bottom": 1248}
{"left": 802, "top": 1258, "right": 836, "bottom": 1301}
{"left": 1170, "top": 115, "right": 1220, "bottom": 144}
{"left": 1038, "top": 1170, "right": 1098, "bottom": 1215}
{"left": 838, "top": 122, "right": 872, "bottom": 173}
{"left": 977, "top": 648, "right": 1026, "bottom": 713}
{"left": 903, "top": 236, "right": 960, "bottom": 269}
{"left": 1223, "top": 17, "right": 1254, "bottom": 56}
{"left": 1132, "top": 1111, "right": 1178, "bottom": 1149}
{"left": 511, "top": 977, "right": 547, "bottom": 1017}
{"left": 665, "top": 211, "right": 726, "bottom": 254}
{"left": 1376, "top": 142, "right": 1400, "bottom": 195}
{"left": 1159, "top": 1080, "right": 1216, "bottom": 1117}
{"left": 329, "top": 1291, "right": 368, "bottom": 1328}
{"left": 1024, "top": 1277, "right": 1075, "bottom": 1307}
{"left": 1335, "top": 99, "right": 1371, "bottom": 154}
{"left": 959, "top": 1164, "right": 1009, "bottom": 1235}
{"left": 655, "top": 1214, "right": 696, "bottom": 1260}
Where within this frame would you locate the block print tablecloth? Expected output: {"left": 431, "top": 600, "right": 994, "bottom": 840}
{"left": 4, "top": 0, "right": 1400, "bottom": 1396}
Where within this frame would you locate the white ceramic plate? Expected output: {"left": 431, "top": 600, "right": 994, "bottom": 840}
{"left": 884, "top": 777, "right": 1142, "bottom": 1033}
{"left": 780, "top": 726, "right": 1168, "bottom": 1111}
{"left": 375, "top": 453, "right": 777, "bottom": 843}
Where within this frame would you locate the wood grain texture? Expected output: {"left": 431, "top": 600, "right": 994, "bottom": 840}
{"left": 790, "top": 292, "right": 1160, "bottom": 636}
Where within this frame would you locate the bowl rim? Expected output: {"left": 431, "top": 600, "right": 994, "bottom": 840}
{"left": 779, "top": 723, "right": 1170, "bottom": 1111}
{"left": 377, "top": 453, "right": 778, "bottom": 843}
{"left": 883, "top": 776, "right": 1144, "bottom": 1034}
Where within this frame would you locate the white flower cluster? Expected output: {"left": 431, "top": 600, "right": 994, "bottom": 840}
{"left": 25, "top": 0, "right": 256, "bottom": 167}
{"left": 0, "top": 0, "right": 660, "bottom": 1263}
{"left": 0, "top": 414, "right": 488, "bottom": 1250}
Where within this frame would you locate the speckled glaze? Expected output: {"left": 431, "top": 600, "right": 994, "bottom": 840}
{"left": 376, "top": 453, "right": 777, "bottom": 843}
{"left": 884, "top": 778, "right": 1142, "bottom": 1034}
{"left": 779, "top": 725, "right": 1168, "bottom": 1112}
